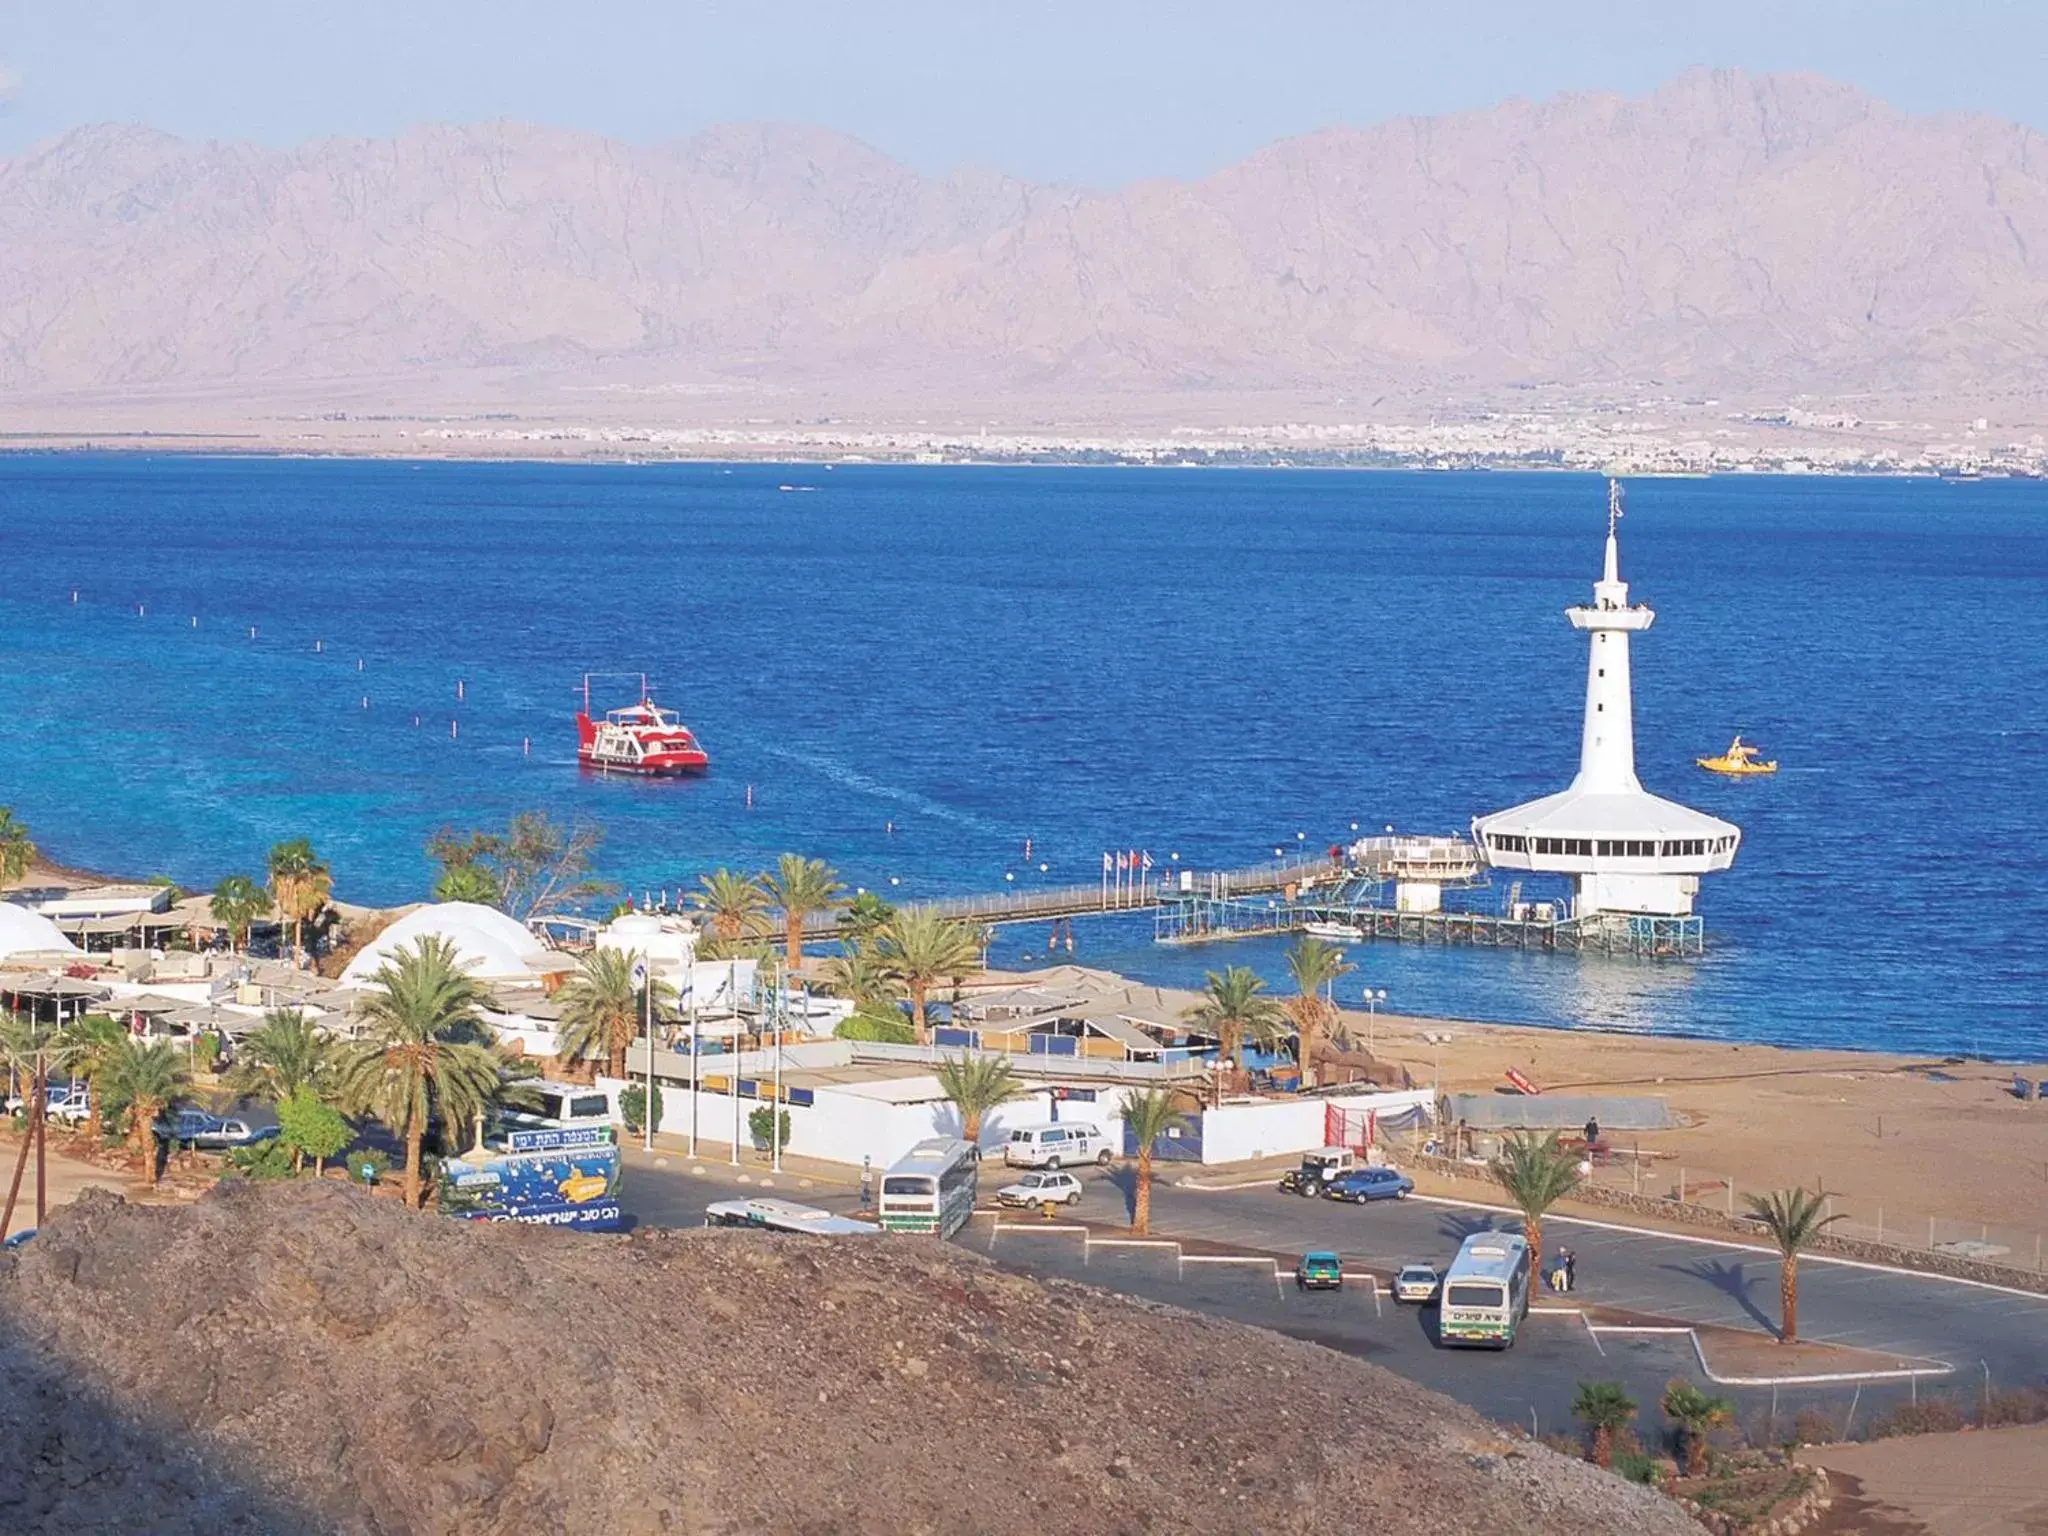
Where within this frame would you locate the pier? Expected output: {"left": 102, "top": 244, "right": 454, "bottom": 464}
{"left": 1152, "top": 890, "right": 1703, "bottom": 958}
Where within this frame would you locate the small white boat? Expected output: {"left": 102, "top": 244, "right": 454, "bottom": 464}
{"left": 1303, "top": 920, "right": 1364, "bottom": 942}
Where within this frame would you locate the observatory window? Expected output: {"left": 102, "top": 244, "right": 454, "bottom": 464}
{"left": 1596, "top": 703, "right": 1604, "bottom": 712}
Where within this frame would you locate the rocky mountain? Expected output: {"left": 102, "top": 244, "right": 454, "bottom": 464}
{"left": 0, "top": 1182, "right": 1694, "bottom": 1533}
{"left": 3, "top": 69, "right": 2046, "bottom": 406}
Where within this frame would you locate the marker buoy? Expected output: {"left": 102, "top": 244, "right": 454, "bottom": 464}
{"left": 450, "top": 719, "right": 458, "bottom": 740}
{"left": 413, "top": 714, "right": 420, "bottom": 728}
{"left": 249, "top": 626, "right": 258, "bottom": 639}
{"left": 361, "top": 697, "right": 369, "bottom": 709}
{"left": 745, "top": 784, "right": 754, "bottom": 809}
{"left": 357, "top": 658, "right": 364, "bottom": 672}
{"left": 190, "top": 617, "right": 197, "bottom": 628}
{"left": 70, "top": 590, "right": 78, "bottom": 604}
{"left": 522, "top": 737, "right": 530, "bottom": 756}
{"left": 315, "top": 640, "right": 323, "bottom": 653}
{"left": 137, "top": 603, "right": 145, "bottom": 617}
{"left": 456, "top": 679, "right": 465, "bottom": 701}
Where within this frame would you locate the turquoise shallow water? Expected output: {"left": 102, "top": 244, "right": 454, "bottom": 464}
{"left": 0, "top": 456, "right": 2042, "bottom": 1057}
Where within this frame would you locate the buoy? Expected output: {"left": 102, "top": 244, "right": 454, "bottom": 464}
{"left": 413, "top": 714, "right": 420, "bottom": 728}
{"left": 70, "top": 590, "right": 78, "bottom": 603}
{"left": 137, "top": 603, "right": 145, "bottom": 617}
{"left": 315, "top": 639, "right": 323, "bottom": 653}
{"left": 450, "top": 719, "right": 458, "bottom": 740}
{"left": 357, "top": 658, "right": 364, "bottom": 672}
{"left": 361, "top": 697, "right": 369, "bottom": 710}
{"left": 522, "top": 737, "right": 530, "bottom": 756}
{"left": 745, "top": 784, "right": 754, "bottom": 809}
{"left": 456, "top": 679, "right": 465, "bottom": 701}
{"left": 249, "top": 626, "right": 257, "bottom": 639}
{"left": 190, "top": 617, "right": 197, "bottom": 628}
{"left": 1024, "top": 837, "right": 1032, "bottom": 860}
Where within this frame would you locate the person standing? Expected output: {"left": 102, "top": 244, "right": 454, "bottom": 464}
{"left": 859, "top": 1154, "right": 873, "bottom": 1211}
{"left": 1583, "top": 1114, "right": 1600, "bottom": 1148}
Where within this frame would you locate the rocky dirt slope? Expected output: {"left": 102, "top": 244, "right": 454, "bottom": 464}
{"left": 0, "top": 1182, "right": 1691, "bottom": 1534}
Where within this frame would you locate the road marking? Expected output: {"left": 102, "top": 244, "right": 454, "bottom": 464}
{"left": 1401, "top": 1193, "right": 2048, "bottom": 1304}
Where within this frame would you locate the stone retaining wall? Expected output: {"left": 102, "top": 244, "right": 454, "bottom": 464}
{"left": 1412, "top": 1155, "right": 2048, "bottom": 1297}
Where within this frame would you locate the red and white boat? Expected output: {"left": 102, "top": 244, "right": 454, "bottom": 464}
{"left": 575, "top": 675, "right": 709, "bottom": 776}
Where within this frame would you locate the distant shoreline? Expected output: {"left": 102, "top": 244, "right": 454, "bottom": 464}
{"left": 0, "top": 442, "right": 2017, "bottom": 481}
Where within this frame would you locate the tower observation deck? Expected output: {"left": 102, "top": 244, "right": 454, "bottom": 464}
{"left": 1471, "top": 482, "right": 1739, "bottom": 920}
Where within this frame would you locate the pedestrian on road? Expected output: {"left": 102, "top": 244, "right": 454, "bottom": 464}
{"left": 859, "top": 1155, "right": 873, "bottom": 1211}
{"left": 1584, "top": 1115, "right": 1600, "bottom": 1149}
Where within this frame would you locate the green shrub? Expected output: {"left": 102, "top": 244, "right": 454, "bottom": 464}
{"left": 191, "top": 1035, "right": 221, "bottom": 1076}
{"left": 1610, "top": 1449, "right": 1665, "bottom": 1485}
{"left": 346, "top": 1147, "right": 393, "bottom": 1185}
{"left": 1977, "top": 1388, "right": 2048, "bottom": 1428}
{"left": 747, "top": 1105, "right": 792, "bottom": 1150}
{"left": 620, "top": 1083, "right": 665, "bottom": 1134}
{"left": 834, "top": 1012, "right": 915, "bottom": 1044}
{"left": 221, "top": 1139, "right": 295, "bottom": 1181}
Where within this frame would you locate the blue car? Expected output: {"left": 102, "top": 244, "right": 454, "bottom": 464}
{"left": 1323, "top": 1167, "right": 1414, "bottom": 1204}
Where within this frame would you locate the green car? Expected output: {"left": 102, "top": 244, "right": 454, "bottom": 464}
{"left": 1295, "top": 1251, "right": 1344, "bottom": 1291}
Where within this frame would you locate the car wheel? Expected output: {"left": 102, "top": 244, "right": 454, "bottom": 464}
{"left": 1065, "top": 1191, "right": 1081, "bottom": 1206}
{"left": 1297, "top": 1183, "right": 1318, "bottom": 1198}
{"left": 1096, "top": 1149, "right": 1112, "bottom": 1166}
{"left": 1045, "top": 1156, "right": 1062, "bottom": 1170}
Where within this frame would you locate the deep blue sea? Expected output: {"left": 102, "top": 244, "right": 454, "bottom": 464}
{"left": 1, "top": 457, "right": 2042, "bottom": 1058}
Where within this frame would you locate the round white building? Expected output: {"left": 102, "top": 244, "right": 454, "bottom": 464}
{"left": 1472, "top": 483, "right": 1739, "bottom": 921}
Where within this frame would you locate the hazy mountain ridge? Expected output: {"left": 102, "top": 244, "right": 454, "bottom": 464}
{"left": 4, "top": 69, "right": 2046, "bottom": 402}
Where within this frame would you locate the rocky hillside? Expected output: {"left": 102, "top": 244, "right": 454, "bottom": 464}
{"left": 2, "top": 69, "right": 2046, "bottom": 404}
{"left": 0, "top": 1182, "right": 1691, "bottom": 1534}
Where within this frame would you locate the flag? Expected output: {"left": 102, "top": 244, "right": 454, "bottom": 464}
{"left": 1102, "top": 851, "right": 1112, "bottom": 872}
{"left": 1141, "top": 851, "right": 1153, "bottom": 871}
{"left": 1116, "top": 851, "right": 1127, "bottom": 871}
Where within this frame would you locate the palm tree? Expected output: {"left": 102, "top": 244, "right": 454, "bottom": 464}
{"left": 936, "top": 1055, "right": 1025, "bottom": 1145}
{"left": 838, "top": 891, "right": 896, "bottom": 954}
{"left": 692, "top": 868, "right": 769, "bottom": 948}
{"left": 822, "top": 950, "right": 897, "bottom": 1014}
{"left": 266, "top": 838, "right": 332, "bottom": 964}
{"left": 557, "top": 947, "right": 674, "bottom": 1082}
{"left": 1571, "top": 1380, "right": 1637, "bottom": 1468}
{"left": 762, "top": 854, "right": 843, "bottom": 977}
{"left": 98, "top": 1037, "right": 190, "bottom": 1189}
{"left": 1744, "top": 1186, "right": 1845, "bottom": 1344}
{"left": 433, "top": 863, "right": 500, "bottom": 905}
{"left": 1123, "top": 1088, "right": 1189, "bottom": 1236}
{"left": 1488, "top": 1130, "right": 1583, "bottom": 1283}
{"left": 208, "top": 874, "right": 268, "bottom": 953}
{"left": 335, "top": 935, "right": 504, "bottom": 1209}
{"left": 227, "top": 1009, "right": 335, "bottom": 1172}
{"left": 1182, "top": 965, "right": 1287, "bottom": 1102}
{"left": 1660, "top": 1378, "right": 1733, "bottom": 1476}
{"left": 0, "top": 808, "right": 37, "bottom": 885}
{"left": 58, "top": 1013, "right": 127, "bottom": 1139}
{"left": 1282, "top": 937, "right": 1354, "bottom": 1085}
{"left": 875, "top": 907, "right": 981, "bottom": 1044}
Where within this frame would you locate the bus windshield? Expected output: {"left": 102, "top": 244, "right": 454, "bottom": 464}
{"left": 881, "top": 1176, "right": 936, "bottom": 1200}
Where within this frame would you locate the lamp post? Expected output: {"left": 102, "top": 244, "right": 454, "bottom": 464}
{"left": 632, "top": 958, "right": 654, "bottom": 1153}
{"left": 1364, "top": 988, "right": 1388, "bottom": 1055}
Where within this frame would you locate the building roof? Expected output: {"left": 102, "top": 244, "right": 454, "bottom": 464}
{"left": 340, "top": 901, "right": 561, "bottom": 985}
{"left": 1473, "top": 786, "right": 1737, "bottom": 843}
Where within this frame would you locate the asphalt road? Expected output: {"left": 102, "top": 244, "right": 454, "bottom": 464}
{"left": 618, "top": 1149, "right": 2048, "bottom": 1438}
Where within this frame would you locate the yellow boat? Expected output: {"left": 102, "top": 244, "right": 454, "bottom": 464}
{"left": 1697, "top": 735, "right": 1777, "bottom": 776}
{"left": 558, "top": 1172, "right": 610, "bottom": 1204}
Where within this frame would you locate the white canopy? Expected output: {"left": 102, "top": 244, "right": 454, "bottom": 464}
{"left": 0, "top": 901, "right": 84, "bottom": 963}
{"left": 340, "top": 901, "right": 557, "bottom": 985}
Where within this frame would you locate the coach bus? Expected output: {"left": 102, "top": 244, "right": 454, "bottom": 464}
{"left": 876, "top": 1136, "right": 979, "bottom": 1237}
{"left": 1438, "top": 1230, "right": 1532, "bottom": 1348}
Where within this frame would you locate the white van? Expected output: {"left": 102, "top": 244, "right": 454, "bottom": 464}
{"left": 1003, "top": 1122, "right": 1113, "bottom": 1169}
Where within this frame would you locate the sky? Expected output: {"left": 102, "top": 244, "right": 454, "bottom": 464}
{"left": 0, "top": 0, "right": 2042, "bottom": 186}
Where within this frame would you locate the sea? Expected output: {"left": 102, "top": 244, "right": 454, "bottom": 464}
{"left": 1, "top": 456, "right": 2043, "bottom": 1060}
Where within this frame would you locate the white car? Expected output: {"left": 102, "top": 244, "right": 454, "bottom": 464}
{"left": 995, "top": 1171, "right": 1085, "bottom": 1208}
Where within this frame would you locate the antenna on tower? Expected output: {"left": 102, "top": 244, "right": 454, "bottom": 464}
{"left": 1607, "top": 478, "right": 1625, "bottom": 537}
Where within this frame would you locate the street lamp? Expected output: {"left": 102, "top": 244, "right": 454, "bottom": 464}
{"left": 1363, "top": 988, "right": 1388, "bottom": 1054}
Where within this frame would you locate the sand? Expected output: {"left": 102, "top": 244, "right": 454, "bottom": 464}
{"left": 1808, "top": 1422, "right": 2048, "bottom": 1535}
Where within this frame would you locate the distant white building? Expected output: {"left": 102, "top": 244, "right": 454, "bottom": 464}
{"left": 1472, "top": 483, "right": 1739, "bottom": 918}
{"left": 340, "top": 901, "right": 564, "bottom": 985}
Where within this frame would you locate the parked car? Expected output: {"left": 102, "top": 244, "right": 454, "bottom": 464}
{"left": 4, "top": 1081, "right": 88, "bottom": 1120}
{"left": 153, "top": 1109, "right": 278, "bottom": 1149}
{"left": 1323, "top": 1167, "right": 1414, "bottom": 1204}
{"left": 2, "top": 1229, "right": 34, "bottom": 1251}
{"left": 1295, "top": 1251, "right": 1344, "bottom": 1291}
{"left": 1392, "top": 1262, "right": 1442, "bottom": 1304}
{"left": 1003, "top": 1123, "right": 1113, "bottom": 1170}
{"left": 1277, "top": 1147, "right": 1359, "bottom": 1198}
{"left": 995, "top": 1170, "right": 1085, "bottom": 1208}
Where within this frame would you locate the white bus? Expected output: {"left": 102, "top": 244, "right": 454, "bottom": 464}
{"left": 704, "top": 1197, "right": 881, "bottom": 1237}
{"left": 877, "top": 1136, "right": 979, "bottom": 1237}
{"left": 1438, "top": 1230, "right": 1532, "bottom": 1349}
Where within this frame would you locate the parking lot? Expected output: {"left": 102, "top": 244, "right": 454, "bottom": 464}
{"left": 619, "top": 1148, "right": 2039, "bottom": 1437}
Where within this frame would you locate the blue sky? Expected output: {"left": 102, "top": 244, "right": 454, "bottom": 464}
{"left": 0, "top": 0, "right": 2038, "bottom": 184}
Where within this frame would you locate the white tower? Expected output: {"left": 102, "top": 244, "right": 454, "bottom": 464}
{"left": 1472, "top": 482, "right": 1739, "bottom": 919}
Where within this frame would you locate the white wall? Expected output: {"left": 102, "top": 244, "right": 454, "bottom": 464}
{"left": 1197, "top": 1088, "right": 1437, "bottom": 1166}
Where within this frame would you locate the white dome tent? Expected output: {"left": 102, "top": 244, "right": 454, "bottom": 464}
{"left": 0, "top": 901, "right": 84, "bottom": 964}
{"left": 339, "top": 901, "right": 557, "bottom": 986}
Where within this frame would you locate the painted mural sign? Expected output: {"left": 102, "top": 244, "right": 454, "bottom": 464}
{"left": 436, "top": 1126, "right": 624, "bottom": 1231}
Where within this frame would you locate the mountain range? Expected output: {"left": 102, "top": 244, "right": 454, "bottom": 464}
{"left": 3, "top": 69, "right": 2046, "bottom": 412}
